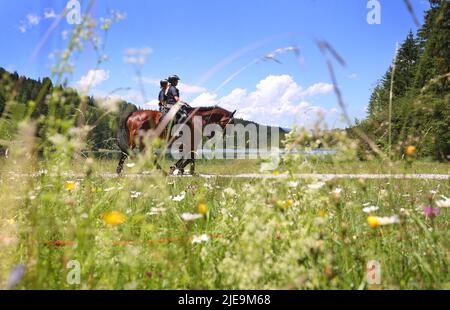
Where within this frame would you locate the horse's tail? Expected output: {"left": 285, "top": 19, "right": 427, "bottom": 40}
{"left": 117, "top": 104, "right": 138, "bottom": 154}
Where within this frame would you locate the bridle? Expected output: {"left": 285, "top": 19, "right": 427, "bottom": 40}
{"left": 222, "top": 110, "right": 236, "bottom": 128}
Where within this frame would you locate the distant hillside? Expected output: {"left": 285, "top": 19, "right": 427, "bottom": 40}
{"left": 232, "top": 118, "right": 288, "bottom": 148}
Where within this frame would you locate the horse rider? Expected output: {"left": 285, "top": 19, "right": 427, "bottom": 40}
{"left": 165, "top": 75, "right": 189, "bottom": 124}
{"left": 158, "top": 79, "right": 169, "bottom": 113}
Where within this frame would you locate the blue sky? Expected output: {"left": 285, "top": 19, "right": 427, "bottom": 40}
{"left": 0, "top": 0, "right": 430, "bottom": 128}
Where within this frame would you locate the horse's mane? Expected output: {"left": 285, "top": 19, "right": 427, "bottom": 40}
{"left": 187, "top": 105, "right": 232, "bottom": 113}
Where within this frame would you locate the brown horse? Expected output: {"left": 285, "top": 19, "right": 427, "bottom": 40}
{"left": 116, "top": 105, "right": 236, "bottom": 175}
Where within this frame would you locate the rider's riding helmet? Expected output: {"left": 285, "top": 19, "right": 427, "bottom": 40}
{"left": 167, "top": 75, "right": 180, "bottom": 84}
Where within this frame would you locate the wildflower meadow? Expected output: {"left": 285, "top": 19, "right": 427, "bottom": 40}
{"left": 0, "top": 0, "right": 449, "bottom": 291}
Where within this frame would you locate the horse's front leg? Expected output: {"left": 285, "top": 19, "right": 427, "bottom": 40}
{"left": 187, "top": 150, "right": 197, "bottom": 175}
{"left": 116, "top": 153, "right": 128, "bottom": 175}
{"left": 170, "top": 158, "right": 185, "bottom": 175}
{"left": 189, "top": 159, "right": 196, "bottom": 175}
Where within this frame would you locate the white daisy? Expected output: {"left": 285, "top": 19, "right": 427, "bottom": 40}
{"left": 435, "top": 196, "right": 450, "bottom": 208}
{"left": 378, "top": 215, "right": 400, "bottom": 225}
{"left": 307, "top": 181, "right": 326, "bottom": 190}
{"left": 192, "top": 234, "right": 209, "bottom": 244}
{"left": 181, "top": 213, "right": 203, "bottom": 221}
{"left": 130, "top": 191, "right": 142, "bottom": 198}
{"left": 171, "top": 191, "right": 186, "bottom": 202}
{"left": 287, "top": 181, "right": 299, "bottom": 188}
{"left": 362, "top": 206, "right": 379, "bottom": 213}
{"left": 203, "top": 183, "right": 213, "bottom": 190}
{"left": 223, "top": 188, "right": 236, "bottom": 197}
{"left": 147, "top": 208, "right": 167, "bottom": 215}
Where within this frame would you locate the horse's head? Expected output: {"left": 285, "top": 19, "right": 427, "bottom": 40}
{"left": 219, "top": 109, "right": 236, "bottom": 128}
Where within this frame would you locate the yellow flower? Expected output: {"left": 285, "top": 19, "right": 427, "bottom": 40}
{"left": 102, "top": 211, "right": 126, "bottom": 226}
{"left": 367, "top": 216, "right": 380, "bottom": 228}
{"left": 272, "top": 170, "right": 280, "bottom": 176}
{"left": 318, "top": 209, "right": 327, "bottom": 217}
{"left": 283, "top": 199, "right": 294, "bottom": 209}
{"left": 64, "top": 181, "right": 78, "bottom": 191}
{"left": 405, "top": 145, "right": 416, "bottom": 157}
{"left": 197, "top": 203, "right": 208, "bottom": 215}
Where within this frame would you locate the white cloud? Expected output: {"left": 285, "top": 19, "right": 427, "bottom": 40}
{"left": 145, "top": 99, "right": 160, "bottom": 108}
{"left": 93, "top": 95, "right": 122, "bottom": 113}
{"left": 44, "top": 8, "right": 57, "bottom": 19}
{"left": 123, "top": 47, "right": 153, "bottom": 65}
{"left": 26, "top": 14, "right": 40, "bottom": 26}
{"left": 124, "top": 47, "right": 153, "bottom": 56}
{"left": 178, "top": 83, "right": 207, "bottom": 94}
{"left": 19, "top": 9, "right": 56, "bottom": 33}
{"left": 191, "top": 92, "right": 218, "bottom": 106}
{"left": 76, "top": 70, "right": 110, "bottom": 92}
{"left": 115, "top": 89, "right": 149, "bottom": 106}
{"left": 300, "top": 82, "right": 334, "bottom": 97}
{"left": 348, "top": 73, "right": 358, "bottom": 80}
{"left": 91, "top": 88, "right": 149, "bottom": 108}
{"left": 18, "top": 23, "right": 27, "bottom": 33}
{"left": 138, "top": 77, "right": 159, "bottom": 85}
{"left": 189, "top": 75, "right": 334, "bottom": 127}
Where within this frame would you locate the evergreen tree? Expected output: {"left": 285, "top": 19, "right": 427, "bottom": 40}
{"left": 392, "top": 31, "right": 420, "bottom": 97}
{"left": 415, "top": 0, "right": 450, "bottom": 91}
{"left": 357, "top": 1, "right": 449, "bottom": 160}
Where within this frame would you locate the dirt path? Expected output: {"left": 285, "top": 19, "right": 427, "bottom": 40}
{"left": 192, "top": 173, "right": 450, "bottom": 180}
{"left": 3, "top": 172, "right": 449, "bottom": 180}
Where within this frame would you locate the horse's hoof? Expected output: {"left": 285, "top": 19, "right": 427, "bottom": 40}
{"left": 169, "top": 167, "right": 184, "bottom": 175}
{"left": 169, "top": 166, "right": 176, "bottom": 175}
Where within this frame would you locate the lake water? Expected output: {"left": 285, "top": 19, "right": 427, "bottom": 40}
{"left": 164, "top": 148, "right": 336, "bottom": 159}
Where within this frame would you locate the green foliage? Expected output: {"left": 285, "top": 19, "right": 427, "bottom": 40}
{"left": 358, "top": 1, "right": 449, "bottom": 161}
{"left": 0, "top": 67, "right": 135, "bottom": 158}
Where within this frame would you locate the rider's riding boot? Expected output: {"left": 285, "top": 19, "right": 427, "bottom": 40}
{"left": 178, "top": 112, "right": 187, "bottom": 124}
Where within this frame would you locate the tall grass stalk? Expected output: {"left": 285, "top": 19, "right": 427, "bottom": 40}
{"left": 388, "top": 43, "right": 399, "bottom": 162}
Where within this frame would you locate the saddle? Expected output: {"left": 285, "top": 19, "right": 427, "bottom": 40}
{"left": 162, "top": 102, "right": 192, "bottom": 125}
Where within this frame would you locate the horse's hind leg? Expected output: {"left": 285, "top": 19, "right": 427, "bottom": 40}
{"left": 116, "top": 153, "right": 128, "bottom": 175}
{"left": 180, "top": 158, "right": 195, "bottom": 175}
{"left": 153, "top": 158, "right": 169, "bottom": 176}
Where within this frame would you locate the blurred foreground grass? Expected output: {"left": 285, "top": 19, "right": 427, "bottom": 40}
{"left": 0, "top": 157, "right": 448, "bottom": 289}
